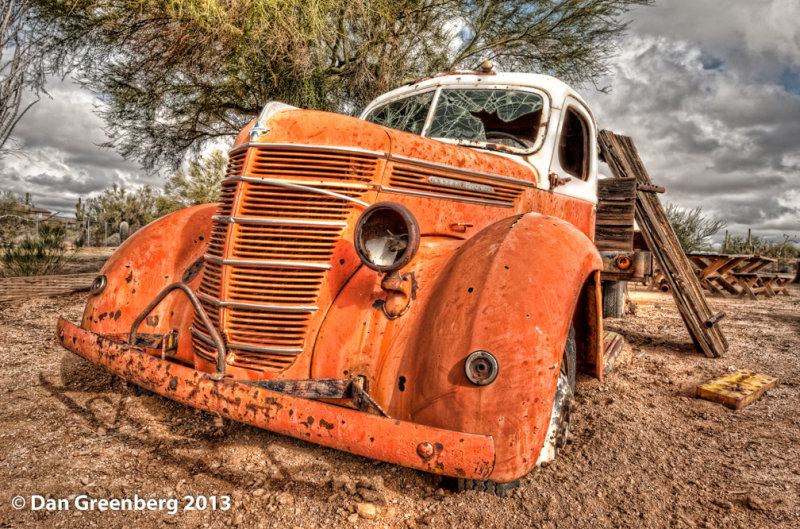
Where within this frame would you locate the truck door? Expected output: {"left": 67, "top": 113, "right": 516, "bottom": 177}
{"left": 548, "top": 98, "right": 597, "bottom": 203}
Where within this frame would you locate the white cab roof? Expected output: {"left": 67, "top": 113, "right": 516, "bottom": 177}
{"left": 361, "top": 71, "right": 590, "bottom": 117}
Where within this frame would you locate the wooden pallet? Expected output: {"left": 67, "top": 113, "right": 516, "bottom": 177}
{"left": 696, "top": 370, "right": 778, "bottom": 410}
{"left": 598, "top": 130, "right": 728, "bottom": 358}
{"left": 0, "top": 272, "right": 96, "bottom": 302}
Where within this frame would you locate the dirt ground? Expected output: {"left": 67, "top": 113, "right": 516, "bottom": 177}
{"left": 0, "top": 284, "right": 798, "bottom": 528}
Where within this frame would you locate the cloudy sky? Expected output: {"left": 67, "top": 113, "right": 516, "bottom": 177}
{"left": 1, "top": 0, "right": 798, "bottom": 242}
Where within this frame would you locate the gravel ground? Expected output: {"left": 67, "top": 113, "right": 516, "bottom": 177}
{"left": 0, "top": 285, "right": 798, "bottom": 528}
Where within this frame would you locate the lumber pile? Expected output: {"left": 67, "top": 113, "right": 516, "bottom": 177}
{"left": 598, "top": 130, "right": 728, "bottom": 358}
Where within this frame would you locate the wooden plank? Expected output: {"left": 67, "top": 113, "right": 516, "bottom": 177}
{"left": 0, "top": 272, "right": 97, "bottom": 302}
{"left": 696, "top": 370, "right": 778, "bottom": 410}
{"left": 602, "top": 331, "right": 625, "bottom": 374}
{"left": 598, "top": 130, "right": 728, "bottom": 358}
{"left": 596, "top": 202, "right": 636, "bottom": 224}
{"left": 594, "top": 226, "right": 633, "bottom": 252}
{"left": 598, "top": 177, "right": 637, "bottom": 201}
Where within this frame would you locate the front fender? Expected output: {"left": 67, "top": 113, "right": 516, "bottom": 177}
{"left": 81, "top": 204, "right": 216, "bottom": 365}
{"left": 396, "top": 212, "right": 602, "bottom": 482}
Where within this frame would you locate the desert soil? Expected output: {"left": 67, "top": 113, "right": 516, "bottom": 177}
{"left": 0, "top": 285, "right": 798, "bottom": 528}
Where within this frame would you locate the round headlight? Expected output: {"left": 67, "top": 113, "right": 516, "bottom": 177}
{"left": 354, "top": 202, "right": 420, "bottom": 272}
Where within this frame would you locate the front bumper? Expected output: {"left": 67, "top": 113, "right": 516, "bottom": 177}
{"left": 56, "top": 318, "right": 496, "bottom": 480}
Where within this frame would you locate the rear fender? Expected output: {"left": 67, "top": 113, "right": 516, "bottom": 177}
{"left": 394, "top": 212, "right": 601, "bottom": 482}
{"left": 80, "top": 204, "right": 216, "bottom": 365}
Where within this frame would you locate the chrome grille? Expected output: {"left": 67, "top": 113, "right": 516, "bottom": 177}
{"left": 389, "top": 161, "right": 524, "bottom": 206}
{"left": 192, "top": 145, "right": 377, "bottom": 372}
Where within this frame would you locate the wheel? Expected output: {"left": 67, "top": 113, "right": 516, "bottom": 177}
{"left": 449, "top": 477, "right": 519, "bottom": 497}
{"left": 561, "top": 325, "right": 576, "bottom": 392}
{"left": 536, "top": 325, "right": 576, "bottom": 464}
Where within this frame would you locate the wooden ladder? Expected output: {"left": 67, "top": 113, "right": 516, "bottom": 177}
{"left": 598, "top": 130, "right": 728, "bottom": 358}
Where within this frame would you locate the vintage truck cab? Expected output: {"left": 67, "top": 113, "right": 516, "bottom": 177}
{"left": 57, "top": 68, "right": 613, "bottom": 491}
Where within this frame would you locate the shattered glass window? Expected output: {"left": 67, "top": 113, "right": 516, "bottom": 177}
{"left": 427, "top": 89, "right": 543, "bottom": 149}
{"left": 364, "top": 92, "right": 434, "bottom": 135}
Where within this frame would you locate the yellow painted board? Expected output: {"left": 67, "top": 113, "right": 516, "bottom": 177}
{"left": 696, "top": 370, "right": 778, "bottom": 410}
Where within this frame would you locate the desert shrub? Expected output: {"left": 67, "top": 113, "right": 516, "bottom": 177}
{"left": 0, "top": 224, "right": 71, "bottom": 277}
{"left": 665, "top": 203, "right": 726, "bottom": 254}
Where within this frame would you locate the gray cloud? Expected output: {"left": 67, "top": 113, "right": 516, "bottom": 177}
{"left": 0, "top": 78, "right": 159, "bottom": 214}
{"left": 585, "top": 0, "right": 800, "bottom": 243}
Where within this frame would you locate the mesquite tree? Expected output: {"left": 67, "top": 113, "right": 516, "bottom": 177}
{"left": 0, "top": 0, "right": 46, "bottom": 155}
{"left": 29, "top": 0, "right": 650, "bottom": 170}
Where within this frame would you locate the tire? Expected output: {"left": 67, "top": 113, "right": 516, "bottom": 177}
{"left": 537, "top": 325, "right": 576, "bottom": 464}
{"left": 562, "top": 325, "right": 576, "bottom": 393}
{"left": 450, "top": 477, "right": 519, "bottom": 497}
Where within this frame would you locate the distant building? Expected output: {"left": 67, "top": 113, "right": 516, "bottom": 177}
{"left": 27, "top": 207, "right": 52, "bottom": 220}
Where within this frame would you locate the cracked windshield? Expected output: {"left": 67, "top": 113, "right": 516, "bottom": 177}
{"left": 428, "top": 89, "right": 543, "bottom": 149}
{"left": 364, "top": 92, "right": 434, "bottom": 135}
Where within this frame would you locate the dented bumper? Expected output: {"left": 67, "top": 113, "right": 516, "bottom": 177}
{"left": 56, "top": 318, "right": 496, "bottom": 480}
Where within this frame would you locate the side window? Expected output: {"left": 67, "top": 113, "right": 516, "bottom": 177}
{"left": 558, "top": 107, "right": 589, "bottom": 180}
{"left": 364, "top": 92, "right": 434, "bottom": 135}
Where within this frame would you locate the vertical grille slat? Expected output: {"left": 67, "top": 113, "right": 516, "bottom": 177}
{"left": 192, "top": 146, "right": 377, "bottom": 372}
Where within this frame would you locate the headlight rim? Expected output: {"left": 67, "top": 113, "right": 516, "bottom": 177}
{"left": 354, "top": 201, "right": 420, "bottom": 273}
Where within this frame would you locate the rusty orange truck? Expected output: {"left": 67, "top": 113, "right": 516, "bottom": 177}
{"left": 57, "top": 67, "right": 640, "bottom": 495}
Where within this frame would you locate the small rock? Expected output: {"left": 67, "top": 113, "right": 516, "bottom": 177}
{"left": 359, "top": 476, "right": 384, "bottom": 490}
{"left": 712, "top": 499, "right": 732, "bottom": 510}
{"left": 333, "top": 475, "right": 355, "bottom": 493}
{"left": 357, "top": 487, "right": 385, "bottom": 504}
{"left": 252, "top": 488, "right": 266, "bottom": 497}
{"left": 97, "top": 427, "right": 107, "bottom": 436}
{"left": 276, "top": 492, "right": 293, "bottom": 505}
{"left": 80, "top": 476, "right": 90, "bottom": 486}
{"left": 357, "top": 502, "right": 377, "bottom": 519}
{"left": 746, "top": 495, "right": 766, "bottom": 511}
{"left": 347, "top": 513, "right": 359, "bottom": 524}
{"left": 434, "top": 488, "right": 445, "bottom": 496}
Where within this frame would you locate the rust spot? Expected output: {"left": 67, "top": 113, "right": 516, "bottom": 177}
{"left": 98, "top": 312, "right": 108, "bottom": 322}
{"left": 319, "top": 419, "right": 334, "bottom": 430}
{"left": 168, "top": 377, "right": 178, "bottom": 390}
{"left": 435, "top": 442, "right": 443, "bottom": 452}
{"left": 302, "top": 416, "right": 315, "bottom": 427}
{"left": 398, "top": 376, "right": 406, "bottom": 391}
{"left": 113, "top": 310, "right": 122, "bottom": 320}
{"left": 125, "top": 271, "right": 133, "bottom": 283}
{"left": 146, "top": 315, "right": 159, "bottom": 327}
